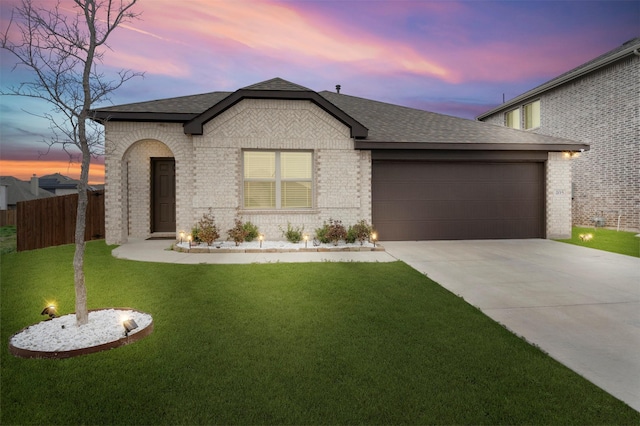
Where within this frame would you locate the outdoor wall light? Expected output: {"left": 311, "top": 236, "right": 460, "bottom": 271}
{"left": 259, "top": 234, "right": 264, "bottom": 248}
{"left": 41, "top": 305, "right": 57, "bottom": 319}
{"left": 563, "top": 151, "right": 581, "bottom": 159}
{"left": 122, "top": 318, "right": 138, "bottom": 337}
{"left": 371, "top": 232, "right": 378, "bottom": 247}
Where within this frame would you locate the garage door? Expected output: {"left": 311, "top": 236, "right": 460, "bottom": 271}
{"left": 372, "top": 161, "right": 544, "bottom": 240}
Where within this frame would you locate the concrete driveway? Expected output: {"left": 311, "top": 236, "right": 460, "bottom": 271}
{"left": 383, "top": 239, "right": 640, "bottom": 412}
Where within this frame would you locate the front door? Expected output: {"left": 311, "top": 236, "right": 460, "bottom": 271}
{"left": 151, "top": 158, "right": 176, "bottom": 233}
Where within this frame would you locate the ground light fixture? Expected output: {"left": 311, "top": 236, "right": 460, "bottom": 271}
{"left": 122, "top": 318, "right": 138, "bottom": 337}
{"left": 303, "top": 234, "right": 309, "bottom": 248}
{"left": 187, "top": 234, "right": 192, "bottom": 248}
{"left": 371, "top": 232, "right": 378, "bottom": 247}
{"left": 179, "top": 230, "right": 185, "bottom": 243}
{"left": 41, "top": 305, "right": 57, "bottom": 319}
{"left": 259, "top": 234, "right": 264, "bottom": 248}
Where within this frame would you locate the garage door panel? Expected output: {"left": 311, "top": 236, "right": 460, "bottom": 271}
{"left": 372, "top": 161, "right": 544, "bottom": 240}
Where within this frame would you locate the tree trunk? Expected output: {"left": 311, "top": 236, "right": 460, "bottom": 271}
{"left": 74, "top": 145, "right": 91, "bottom": 326}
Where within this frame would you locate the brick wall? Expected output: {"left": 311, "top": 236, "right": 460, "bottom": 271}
{"left": 103, "top": 99, "right": 372, "bottom": 244}
{"left": 482, "top": 55, "right": 640, "bottom": 231}
{"left": 546, "top": 152, "right": 572, "bottom": 238}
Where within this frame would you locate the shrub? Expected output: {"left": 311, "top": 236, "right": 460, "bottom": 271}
{"left": 280, "top": 222, "right": 304, "bottom": 243}
{"left": 347, "top": 220, "right": 373, "bottom": 245}
{"left": 196, "top": 209, "right": 220, "bottom": 246}
{"left": 315, "top": 222, "right": 331, "bottom": 244}
{"left": 227, "top": 218, "right": 250, "bottom": 246}
{"left": 191, "top": 226, "right": 200, "bottom": 243}
{"left": 243, "top": 221, "right": 259, "bottom": 242}
{"left": 325, "top": 219, "right": 347, "bottom": 246}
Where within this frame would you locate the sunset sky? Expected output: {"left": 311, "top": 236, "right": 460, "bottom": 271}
{"left": 0, "top": 0, "right": 638, "bottom": 184}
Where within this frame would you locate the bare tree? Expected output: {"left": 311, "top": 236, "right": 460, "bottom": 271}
{"left": 1, "top": 0, "right": 143, "bottom": 325}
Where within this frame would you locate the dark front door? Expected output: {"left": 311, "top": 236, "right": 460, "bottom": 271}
{"left": 151, "top": 158, "right": 176, "bottom": 233}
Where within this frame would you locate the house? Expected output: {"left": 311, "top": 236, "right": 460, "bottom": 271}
{"left": 39, "top": 173, "right": 103, "bottom": 195}
{"left": 39, "top": 173, "right": 82, "bottom": 195}
{"left": 477, "top": 37, "right": 639, "bottom": 232}
{"left": 0, "top": 175, "right": 55, "bottom": 209}
{"left": 91, "top": 78, "right": 587, "bottom": 245}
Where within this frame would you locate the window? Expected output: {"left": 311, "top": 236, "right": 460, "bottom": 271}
{"left": 243, "top": 151, "right": 313, "bottom": 209}
{"left": 505, "top": 108, "right": 521, "bottom": 129}
{"left": 524, "top": 100, "right": 540, "bottom": 130}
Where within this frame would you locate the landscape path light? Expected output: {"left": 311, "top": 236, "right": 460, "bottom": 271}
{"left": 179, "top": 230, "right": 185, "bottom": 244}
{"left": 122, "top": 318, "right": 138, "bottom": 337}
{"left": 41, "top": 304, "right": 57, "bottom": 319}
{"left": 187, "top": 234, "right": 192, "bottom": 248}
{"left": 371, "top": 232, "right": 378, "bottom": 247}
{"left": 303, "top": 234, "right": 309, "bottom": 248}
{"left": 259, "top": 234, "right": 264, "bottom": 248}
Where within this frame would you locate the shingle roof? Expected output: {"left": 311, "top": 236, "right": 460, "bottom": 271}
{"left": 241, "top": 77, "right": 312, "bottom": 91}
{"left": 477, "top": 37, "right": 640, "bottom": 120}
{"left": 92, "top": 78, "right": 587, "bottom": 151}
{"left": 0, "top": 176, "right": 55, "bottom": 205}
{"left": 94, "top": 91, "right": 231, "bottom": 114}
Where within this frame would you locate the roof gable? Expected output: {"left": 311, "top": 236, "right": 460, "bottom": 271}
{"left": 183, "top": 78, "right": 368, "bottom": 138}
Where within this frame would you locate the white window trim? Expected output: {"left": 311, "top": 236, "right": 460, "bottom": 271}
{"left": 523, "top": 99, "right": 541, "bottom": 131}
{"left": 242, "top": 150, "right": 314, "bottom": 210}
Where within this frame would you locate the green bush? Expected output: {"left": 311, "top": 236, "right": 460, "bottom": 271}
{"left": 280, "top": 222, "right": 304, "bottom": 243}
{"left": 191, "top": 225, "right": 200, "bottom": 243}
{"left": 315, "top": 222, "right": 331, "bottom": 244}
{"left": 243, "top": 221, "right": 259, "bottom": 242}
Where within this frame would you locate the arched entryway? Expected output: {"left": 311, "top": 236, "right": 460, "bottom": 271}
{"left": 121, "top": 140, "right": 175, "bottom": 239}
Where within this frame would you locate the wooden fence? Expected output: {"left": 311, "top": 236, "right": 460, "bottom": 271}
{"left": 0, "top": 210, "right": 16, "bottom": 227}
{"left": 17, "top": 190, "right": 105, "bottom": 252}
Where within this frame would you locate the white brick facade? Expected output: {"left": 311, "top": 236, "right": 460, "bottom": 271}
{"left": 103, "top": 99, "right": 371, "bottom": 244}
{"left": 546, "top": 152, "right": 572, "bottom": 239}
{"left": 482, "top": 54, "right": 640, "bottom": 231}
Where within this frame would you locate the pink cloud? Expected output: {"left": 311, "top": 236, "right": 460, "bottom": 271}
{"left": 109, "top": 0, "right": 459, "bottom": 82}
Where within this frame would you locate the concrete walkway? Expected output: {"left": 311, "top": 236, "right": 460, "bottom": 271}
{"left": 383, "top": 239, "right": 640, "bottom": 412}
{"left": 112, "top": 238, "right": 640, "bottom": 411}
{"left": 111, "top": 238, "right": 396, "bottom": 264}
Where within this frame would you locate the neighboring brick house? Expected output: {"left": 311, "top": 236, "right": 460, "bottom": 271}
{"left": 92, "top": 78, "right": 587, "bottom": 244}
{"left": 478, "top": 37, "right": 640, "bottom": 232}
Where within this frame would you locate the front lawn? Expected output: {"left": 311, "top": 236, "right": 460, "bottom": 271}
{"left": 556, "top": 226, "right": 640, "bottom": 258}
{"left": 1, "top": 242, "right": 638, "bottom": 424}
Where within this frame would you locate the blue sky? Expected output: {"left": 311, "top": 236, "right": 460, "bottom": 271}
{"left": 0, "top": 0, "right": 638, "bottom": 183}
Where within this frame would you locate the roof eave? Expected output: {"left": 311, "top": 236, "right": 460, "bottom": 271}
{"left": 476, "top": 43, "right": 639, "bottom": 120}
{"left": 354, "top": 141, "right": 590, "bottom": 152}
{"left": 90, "top": 111, "right": 198, "bottom": 123}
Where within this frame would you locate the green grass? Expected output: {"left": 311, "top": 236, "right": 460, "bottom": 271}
{"left": 2, "top": 242, "right": 638, "bottom": 424}
{"left": 0, "top": 225, "right": 16, "bottom": 255}
{"left": 556, "top": 226, "right": 640, "bottom": 258}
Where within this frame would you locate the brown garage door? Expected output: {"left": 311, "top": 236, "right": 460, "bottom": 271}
{"left": 372, "top": 161, "right": 544, "bottom": 240}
